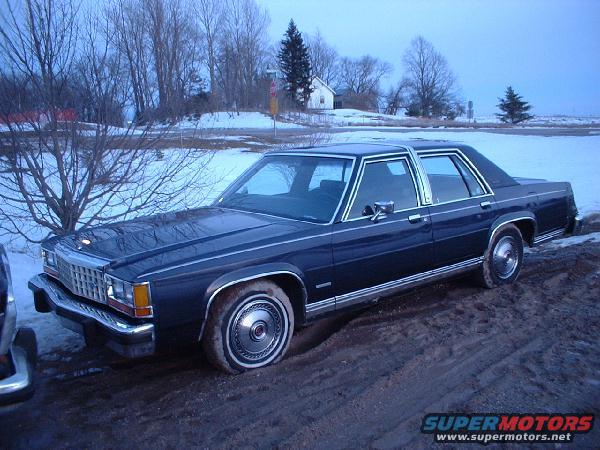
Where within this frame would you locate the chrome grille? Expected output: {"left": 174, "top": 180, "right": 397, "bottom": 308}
{"left": 56, "top": 255, "right": 107, "bottom": 304}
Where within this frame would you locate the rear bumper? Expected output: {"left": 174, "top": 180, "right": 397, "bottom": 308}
{"left": 0, "top": 328, "right": 37, "bottom": 407}
{"left": 29, "top": 274, "right": 155, "bottom": 358}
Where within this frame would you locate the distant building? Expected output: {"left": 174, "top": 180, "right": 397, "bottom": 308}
{"left": 307, "top": 77, "right": 335, "bottom": 110}
{"left": 333, "top": 88, "right": 349, "bottom": 110}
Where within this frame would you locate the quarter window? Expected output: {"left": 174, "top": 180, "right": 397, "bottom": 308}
{"left": 347, "top": 159, "right": 419, "bottom": 219}
{"left": 421, "top": 155, "right": 484, "bottom": 204}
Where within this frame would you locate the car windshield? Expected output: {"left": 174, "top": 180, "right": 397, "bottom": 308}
{"left": 217, "top": 155, "right": 353, "bottom": 223}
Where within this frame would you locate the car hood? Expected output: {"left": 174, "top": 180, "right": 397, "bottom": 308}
{"left": 52, "top": 207, "right": 316, "bottom": 279}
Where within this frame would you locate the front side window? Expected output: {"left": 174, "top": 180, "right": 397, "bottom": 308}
{"left": 421, "top": 154, "right": 484, "bottom": 203}
{"left": 347, "top": 159, "right": 419, "bottom": 219}
{"left": 218, "top": 155, "right": 352, "bottom": 223}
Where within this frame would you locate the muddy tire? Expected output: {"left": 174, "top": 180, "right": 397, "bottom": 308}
{"left": 476, "top": 224, "right": 524, "bottom": 289}
{"left": 202, "top": 280, "right": 294, "bottom": 374}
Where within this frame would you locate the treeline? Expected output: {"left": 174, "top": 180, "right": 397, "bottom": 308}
{"left": 0, "top": 0, "right": 464, "bottom": 125}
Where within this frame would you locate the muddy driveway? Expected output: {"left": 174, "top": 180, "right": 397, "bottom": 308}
{"left": 2, "top": 238, "right": 600, "bottom": 449}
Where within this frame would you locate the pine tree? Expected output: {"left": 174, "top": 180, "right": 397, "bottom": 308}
{"left": 278, "top": 19, "right": 312, "bottom": 109}
{"left": 496, "top": 86, "right": 534, "bottom": 124}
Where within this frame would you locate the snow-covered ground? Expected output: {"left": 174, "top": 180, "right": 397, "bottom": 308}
{"left": 283, "top": 109, "right": 412, "bottom": 127}
{"left": 162, "top": 111, "right": 304, "bottom": 130}
{"left": 3, "top": 128, "right": 599, "bottom": 357}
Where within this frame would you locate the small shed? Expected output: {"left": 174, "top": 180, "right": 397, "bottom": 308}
{"left": 307, "top": 77, "right": 335, "bottom": 110}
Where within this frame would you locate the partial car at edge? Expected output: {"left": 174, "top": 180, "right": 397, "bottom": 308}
{"left": 1, "top": 244, "right": 37, "bottom": 408}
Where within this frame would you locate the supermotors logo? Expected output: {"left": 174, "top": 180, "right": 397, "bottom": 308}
{"left": 421, "top": 413, "right": 594, "bottom": 445}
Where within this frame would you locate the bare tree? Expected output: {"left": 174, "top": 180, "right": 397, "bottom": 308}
{"left": 306, "top": 30, "right": 339, "bottom": 87}
{"left": 107, "top": 0, "right": 154, "bottom": 123}
{"left": 146, "top": 0, "right": 202, "bottom": 119}
{"left": 338, "top": 55, "right": 392, "bottom": 111}
{"left": 0, "top": 0, "right": 213, "bottom": 243}
{"left": 383, "top": 79, "right": 409, "bottom": 116}
{"left": 402, "top": 36, "right": 460, "bottom": 118}
{"left": 196, "top": 0, "right": 223, "bottom": 103}
{"left": 216, "top": 0, "right": 270, "bottom": 110}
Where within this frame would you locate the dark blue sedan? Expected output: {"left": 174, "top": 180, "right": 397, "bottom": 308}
{"left": 29, "top": 142, "right": 582, "bottom": 373}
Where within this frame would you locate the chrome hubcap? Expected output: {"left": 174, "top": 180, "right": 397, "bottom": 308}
{"left": 493, "top": 236, "right": 519, "bottom": 279}
{"left": 229, "top": 298, "right": 285, "bottom": 363}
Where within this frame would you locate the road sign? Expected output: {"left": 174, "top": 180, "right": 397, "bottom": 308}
{"left": 270, "top": 97, "right": 278, "bottom": 116}
{"left": 270, "top": 80, "right": 277, "bottom": 98}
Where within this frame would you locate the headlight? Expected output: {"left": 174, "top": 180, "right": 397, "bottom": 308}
{"left": 105, "top": 275, "right": 152, "bottom": 318}
{"left": 42, "top": 248, "right": 59, "bottom": 277}
{"left": 42, "top": 249, "right": 55, "bottom": 266}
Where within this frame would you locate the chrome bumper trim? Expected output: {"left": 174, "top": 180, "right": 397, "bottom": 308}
{"left": 29, "top": 275, "right": 154, "bottom": 338}
{"left": 0, "top": 346, "right": 32, "bottom": 397}
{"left": 0, "top": 299, "right": 16, "bottom": 356}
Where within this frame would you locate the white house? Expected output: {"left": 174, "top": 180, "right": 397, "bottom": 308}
{"left": 307, "top": 76, "right": 335, "bottom": 110}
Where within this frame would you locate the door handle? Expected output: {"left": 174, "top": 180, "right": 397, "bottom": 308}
{"left": 480, "top": 201, "right": 492, "bottom": 209}
{"left": 408, "top": 214, "right": 422, "bottom": 223}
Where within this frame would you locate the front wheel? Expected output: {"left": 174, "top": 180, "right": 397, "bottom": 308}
{"left": 476, "top": 224, "right": 524, "bottom": 288}
{"left": 202, "top": 280, "right": 294, "bottom": 374}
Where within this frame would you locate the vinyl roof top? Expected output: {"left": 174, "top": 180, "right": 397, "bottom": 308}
{"left": 270, "top": 141, "right": 465, "bottom": 157}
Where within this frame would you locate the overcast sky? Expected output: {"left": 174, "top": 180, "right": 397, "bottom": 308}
{"left": 259, "top": 0, "right": 600, "bottom": 116}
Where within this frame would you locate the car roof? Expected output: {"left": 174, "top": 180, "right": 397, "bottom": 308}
{"left": 269, "top": 141, "right": 464, "bottom": 157}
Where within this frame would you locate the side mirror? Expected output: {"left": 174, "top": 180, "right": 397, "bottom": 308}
{"left": 371, "top": 200, "right": 394, "bottom": 222}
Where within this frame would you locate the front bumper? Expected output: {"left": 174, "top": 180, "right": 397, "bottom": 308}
{"left": 29, "top": 274, "right": 155, "bottom": 358}
{"left": 0, "top": 328, "right": 37, "bottom": 407}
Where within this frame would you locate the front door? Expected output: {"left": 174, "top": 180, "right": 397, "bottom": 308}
{"left": 332, "top": 155, "right": 433, "bottom": 308}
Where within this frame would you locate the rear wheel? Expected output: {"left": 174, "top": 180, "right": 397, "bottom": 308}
{"left": 476, "top": 224, "right": 524, "bottom": 288}
{"left": 202, "top": 280, "right": 294, "bottom": 374}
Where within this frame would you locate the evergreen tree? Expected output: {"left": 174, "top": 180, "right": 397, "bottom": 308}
{"left": 496, "top": 86, "right": 533, "bottom": 124}
{"left": 278, "top": 19, "right": 312, "bottom": 108}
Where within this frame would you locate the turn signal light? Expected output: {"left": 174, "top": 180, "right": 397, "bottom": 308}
{"left": 133, "top": 284, "right": 150, "bottom": 308}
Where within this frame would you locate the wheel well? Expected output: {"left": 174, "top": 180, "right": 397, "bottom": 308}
{"left": 265, "top": 274, "right": 307, "bottom": 322}
{"left": 210, "top": 273, "right": 307, "bottom": 325}
{"left": 512, "top": 219, "right": 536, "bottom": 247}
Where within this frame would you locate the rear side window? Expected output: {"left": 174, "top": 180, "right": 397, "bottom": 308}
{"left": 451, "top": 156, "right": 485, "bottom": 197}
{"left": 421, "top": 155, "right": 471, "bottom": 204}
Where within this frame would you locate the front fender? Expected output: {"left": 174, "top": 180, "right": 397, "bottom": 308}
{"left": 198, "top": 262, "right": 308, "bottom": 340}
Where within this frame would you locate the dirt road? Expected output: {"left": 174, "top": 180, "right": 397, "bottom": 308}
{"left": 2, "top": 237, "right": 599, "bottom": 449}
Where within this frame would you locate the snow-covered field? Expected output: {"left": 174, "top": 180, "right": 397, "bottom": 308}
{"left": 332, "top": 130, "right": 600, "bottom": 215}
{"left": 454, "top": 114, "right": 600, "bottom": 126}
{"left": 3, "top": 129, "right": 599, "bottom": 356}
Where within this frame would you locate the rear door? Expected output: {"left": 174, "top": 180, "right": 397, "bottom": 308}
{"left": 332, "top": 154, "right": 433, "bottom": 307}
{"left": 418, "top": 150, "right": 496, "bottom": 267}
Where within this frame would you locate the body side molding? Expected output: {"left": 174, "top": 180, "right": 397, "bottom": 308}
{"left": 305, "top": 256, "right": 483, "bottom": 319}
